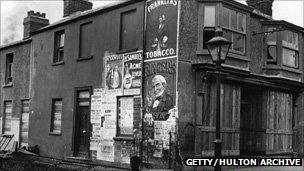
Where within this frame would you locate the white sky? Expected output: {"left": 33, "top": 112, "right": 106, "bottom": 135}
{"left": 0, "top": 0, "right": 303, "bottom": 45}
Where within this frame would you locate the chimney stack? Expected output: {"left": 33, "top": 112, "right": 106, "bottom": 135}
{"left": 23, "top": 10, "right": 49, "bottom": 39}
{"left": 63, "top": 0, "right": 93, "bottom": 17}
{"left": 246, "top": 0, "right": 274, "bottom": 16}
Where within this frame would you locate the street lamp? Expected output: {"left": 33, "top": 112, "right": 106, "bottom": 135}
{"left": 206, "top": 27, "right": 231, "bottom": 171}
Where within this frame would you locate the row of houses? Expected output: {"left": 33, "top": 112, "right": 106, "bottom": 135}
{"left": 1, "top": 0, "right": 304, "bottom": 169}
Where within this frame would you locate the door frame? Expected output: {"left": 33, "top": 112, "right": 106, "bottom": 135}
{"left": 72, "top": 86, "right": 92, "bottom": 158}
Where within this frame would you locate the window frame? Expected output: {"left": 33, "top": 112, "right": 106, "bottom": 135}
{"left": 20, "top": 99, "right": 30, "bottom": 147}
{"left": 118, "top": 9, "right": 138, "bottom": 53}
{"left": 116, "top": 95, "right": 134, "bottom": 137}
{"left": 3, "top": 100, "right": 13, "bottom": 134}
{"left": 50, "top": 98, "right": 63, "bottom": 135}
{"left": 5, "top": 53, "right": 13, "bottom": 85}
{"left": 266, "top": 27, "right": 278, "bottom": 64}
{"left": 78, "top": 21, "right": 93, "bottom": 60}
{"left": 53, "top": 30, "right": 65, "bottom": 64}
{"left": 221, "top": 6, "right": 247, "bottom": 55}
{"left": 281, "top": 30, "right": 299, "bottom": 68}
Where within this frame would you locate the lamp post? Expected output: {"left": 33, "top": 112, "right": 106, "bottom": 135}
{"left": 206, "top": 27, "right": 231, "bottom": 171}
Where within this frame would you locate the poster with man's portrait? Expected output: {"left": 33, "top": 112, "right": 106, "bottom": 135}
{"left": 145, "top": 0, "right": 178, "bottom": 60}
{"left": 144, "top": 58, "right": 176, "bottom": 121}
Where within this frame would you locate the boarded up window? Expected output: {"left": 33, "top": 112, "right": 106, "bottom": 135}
{"left": 79, "top": 22, "right": 93, "bottom": 59}
{"left": 117, "top": 96, "right": 134, "bottom": 136}
{"left": 4, "top": 101, "right": 12, "bottom": 134}
{"left": 266, "top": 91, "right": 293, "bottom": 154}
{"left": 20, "top": 100, "right": 29, "bottom": 147}
{"left": 120, "top": 10, "right": 137, "bottom": 51}
{"left": 51, "top": 99, "right": 62, "bottom": 133}
{"left": 198, "top": 82, "right": 241, "bottom": 156}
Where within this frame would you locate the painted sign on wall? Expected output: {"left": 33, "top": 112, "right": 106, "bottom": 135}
{"left": 145, "top": 0, "right": 178, "bottom": 60}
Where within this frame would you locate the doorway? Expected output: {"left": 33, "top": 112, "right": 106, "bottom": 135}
{"left": 240, "top": 88, "right": 265, "bottom": 155}
{"left": 74, "top": 87, "right": 91, "bottom": 158}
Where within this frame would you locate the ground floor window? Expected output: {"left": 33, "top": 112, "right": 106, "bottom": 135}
{"left": 50, "top": 99, "right": 62, "bottom": 134}
{"left": 3, "top": 101, "right": 12, "bottom": 134}
{"left": 20, "top": 100, "right": 29, "bottom": 147}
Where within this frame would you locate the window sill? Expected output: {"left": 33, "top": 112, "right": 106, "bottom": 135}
{"left": 77, "top": 56, "right": 93, "bottom": 62}
{"left": 263, "top": 65, "right": 303, "bottom": 74}
{"left": 2, "top": 83, "right": 13, "bottom": 88}
{"left": 49, "top": 132, "right": 62, "bottom": 136}
{"left": 196, "top": 50, "right": 250, "bottom": 62}
{"left": 116, "top": 48, "right": 138, "bottom": 54}
{"left": 52, "top": 61, "right": 65, "bottom": 66}
{"left": 113, "top": 136, "right": 133, "bottom": 141}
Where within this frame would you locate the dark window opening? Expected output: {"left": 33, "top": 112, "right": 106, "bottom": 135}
{"left": 267, "top": 45, "right": 277, "bottom": 64}
{"left": 5, "top": 53, "right": 13, "bottom": 85}
{"left": 119, "top": 9, "right": 137, "bottom": 51}
{"left": 79, "top": 22, "right": 93, "bottom": 59}
{"left": 54, "top": 30, "right": 65, "bottom": 63}
{"left": 203, "top": 28, "right": 215, "bottom": 49}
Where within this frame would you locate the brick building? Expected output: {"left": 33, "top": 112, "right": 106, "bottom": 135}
{"left": 0, "top": 0, "right": 303, "bottom": 170}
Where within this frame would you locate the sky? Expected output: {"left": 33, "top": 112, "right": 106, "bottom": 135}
{"left": 0, "top": 0, "right": 303, "bottom": 45}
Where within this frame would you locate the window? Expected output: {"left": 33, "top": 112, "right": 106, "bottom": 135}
{"left": 267, "top": 27, "right": 277, "bottom": 63}
{"left": 3, "top": 101, "right": 12, "bottom": 134}
{"left": 281, "top": 30, "right": 299, "bottom": 68}
{"left": 54, "top": 30, "right": 65, "bottom": 63}
{"left": 20, "top": 100, "right": 29, "bottom": 147}
{"left": 203, "top": 5, "right": 215, "bottom": 48}
{"left": 117, "top": 96, "right": 134, "bottom": 136}
{"left": 120, "top": 10, "right": 137, "bottom": 51}
{"left": 79, "top": 22, "right": 93, "bottom": 59}
{"left": 50, "top": 99, "right": 62, "bottom": 134}
{"left": 221, "top": 7, "right": 246, "bottom": 54}
{"left": 5, "top": 53, "right": 13, "bottom": 85}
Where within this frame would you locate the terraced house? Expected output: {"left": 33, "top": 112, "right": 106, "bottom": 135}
{"left": 0, "top": 0, "right": 303, "bottom": 170}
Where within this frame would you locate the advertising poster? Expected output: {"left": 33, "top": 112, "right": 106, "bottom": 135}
{"left": 97, "top": 141, "right": 115, "bottom": 162}
{"left": 123, "top": 51, "right": 142, "bottom": 95}
{"left": 145, "top": 0, "right": 178, "bottom": 60}
{"left": 144, "top": 58, "right": 176, "bottom": 122}
{"left": 105, "top": 52, "right": 123, "bottom": 92}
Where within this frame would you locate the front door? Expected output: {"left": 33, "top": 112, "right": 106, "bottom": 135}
{"left": 240, "top": 88, "right": 265, "bottom": 155}
{"left": 74, "top": 89, "right": 91, "bottom": 158}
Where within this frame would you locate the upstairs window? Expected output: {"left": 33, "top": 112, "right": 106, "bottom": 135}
{"left": 203, "top": 5, "right": 215, "bottom": 49}
{"left": 221, "top": 7, "right": 246, "bottom": 54}
{"left": 79, "top": 22, "right": 93, "bottom": 59}
{"left": 54, "top": 30, "right": 65, "bottom": 63}
{"left": 5, "top": 53, "right": 13, "bottom": 85}
{"left": 281, "top": 30, "right": 298, "bottom": 68}
{"left": 120, "top": 9, "right": 137, "bottom": 52}
{"left": 266, "top": 27, "right": 277, "bottom": 64}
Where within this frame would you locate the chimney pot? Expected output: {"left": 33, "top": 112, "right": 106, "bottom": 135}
{"left": 23, "top": 10, "right": 49, "bottom": 39}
